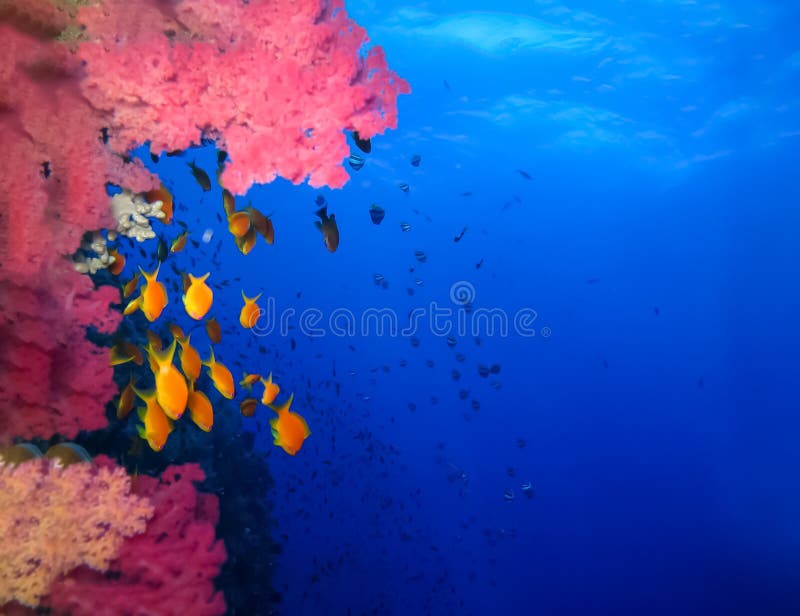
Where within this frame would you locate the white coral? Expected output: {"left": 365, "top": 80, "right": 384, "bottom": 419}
{"left": 111, "top": 189, "right": 165, "bottom": 242}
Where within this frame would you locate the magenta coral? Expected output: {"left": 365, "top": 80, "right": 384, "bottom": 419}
{"left": 0, "top": 457, "right": 153, "bottom": 608}
{"left": 46, "top": 462, "right": 227, "bottom": 616}
{"left": 74, "top": 0, "right": 411, "bottom": 193}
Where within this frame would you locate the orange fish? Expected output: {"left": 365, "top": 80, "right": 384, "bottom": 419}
{"left": 183, "top": 272, "right": 213, "bottom": 320}
{"left": 170, "top": 230, "right": 189, "bottom": 253}
{"left": 202, "top": 346, "right": 235, "bottom": 399}
{"left": 146, "top": 339, "right": 188, "bottom": 420}
{"left": 122, "top": 272, "right": 141, "bottom": 298}
{"left": 239, "top": 372, "right": 261, "bottom": 389}
{"left": 108, "top": 248, "right": 126, "bottom": 276}
{"left": 145, "top": 184, "right": 174, "bottom": 225}
{"left": 177, "top": 334, "right": 201, "bottom": 384}
{"left": 260, "top": 372, "right": 280, "bottom": 405}
{"left": 139, "top": 264, "right": 168, "bottom": 322}
{"left": 133, "top": 387, "right": 172, "bottom": 452}
{"left": 240, "top": 397, "right": 258, "bottom": 418}
{"left": 187, "top": 384, "right": 214, "bottom": 432}
{"left": 235, "top": 226, "right": 257, "bottom": 255}
{"left": 110, "top": 341, "right": 143, "bottom": 366}
{"left": 228, "top": 211, "right": 251, "bottom": 238}
{"left": 205, "top": 317, "right": 222, "bottom": 344}
{"left": 117, "top": 374, "right": 136, "bottom": 419}
{"left": 268, "top": 394, "right": 311, "bottom": 456}
{"left": 239, "top": 290, "right": 262, "bottom": 329}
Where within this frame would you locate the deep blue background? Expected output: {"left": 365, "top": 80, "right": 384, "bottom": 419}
{"left": 120, "top": 1, "right": 800, "bottom": 613}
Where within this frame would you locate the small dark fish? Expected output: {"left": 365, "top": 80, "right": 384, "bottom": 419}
{"left": 406, "top": 287, "right": 414, "bottom": 295}
{"left": 446, "top": 336, "right": 457, "bottom": 348}
{"left": 414, "top": 250, "right": 427, "bottom": 263}
{"left": 697, "top": 377, "right": 704, "bottom": 389}
{"left": 157, "top": 236, "right": 168, "bottom": 262}
{"left": 410, "top": 337, "right": 420, "bottom": 348}
{"left": 453, "top": 227, "right": 467, "bottom": 243}
{"left": 653, "top": 306, "right": 660, "bottom": 316}
{"left": 99, "top": 127, "right": 110, "bottom": 144}
{"left": 586, "top": 278, "right": 601, "bottom": 285}
{"left": 399, "top": 182, "right": 410, "bottom": 193}
{"left": 425, "top": 359, "right": 435, "bottom": 368}
{"left": 315, "top": 205, "right": 340, "bottom": 253}
{"left": 443, "top": 79, "right": 451, "bottom": 92}
{"left": 348, "top": 154, "right": 365, "bottom": 171}
{"left": 489, "top": 364, "right": 501, "bottom": 375}
{"left": 478, "top": 365, "right": 490, "bottom": 378}
{"left": 471, "top": 399, "right": 480, "bottom": 411}
{"left": 166, "top": 149, "right": 182, "bottom": 157}
{"left": 516, "top": 169, "right": 532, "bottom": 180}
{"left": 369, "top": 204, "right": 385, "bottom": 225}
{"left": 459, "top": 192, "right": 472, "bottom": 197}
{"left": 506, "top": 466, "right": 516, "bottom": 478}
{"left": 475, "top": 258, "right": 484, "bottom": 270}
{"left": 408, "top": 402, "right": 417, "bottom": 412}
{"left": 217, "top": 150, "right": 228, "bottom": 166}
{"left": 410, "top": 154, "right": 422, "bottom": 167}
{"left": 291, "top": 338, "right": 296, "bottom": 350}
{"left": 516, "top": 438, "right": 526, "bottom": 449}
{"left": 451, "top": 370, "right": 461, "bottom": 381}
{"left": 188, "top": 161, "right": 211, "bottom": 191}
{"left": 458, "top": 389, "right": 469, "bottom": 400}
{"left": 602, "top": 359, "right": 609, "bottom": 369}
{"left": 150, "top": 152, "right": 159, "bottom": 163}
{"left": 373, "top": 273, "right": 385, "bottom": 285}
{"left": 352, "top": 131, "right": 372, "bottom": 153}
{"left": 40, "top": 161, "right": 51, "bottom": 179}
{"left": 399, "top": 359, "right": 408, "bottom": 367}
{"left": 455, "top": 353, "right": 466, "bottom": 363}
{"left": 315, "top": 194, "right": 326, "bottom": 206}
{"left": 400, "top": 222, "right": 412, "bottom": 232}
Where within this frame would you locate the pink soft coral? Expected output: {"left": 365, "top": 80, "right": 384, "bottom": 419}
{"left": 74, "top": 0, "right": 411, "bottom": 193}
{"left": 0, "top": 458, "right": 153, "bottom": 608}
{"left": 46, "top": 463, "right": 227, "bottom": 616}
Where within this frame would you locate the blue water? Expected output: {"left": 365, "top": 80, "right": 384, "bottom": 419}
{"left": 113, "top": 2, "right": 800, "bottom": 614}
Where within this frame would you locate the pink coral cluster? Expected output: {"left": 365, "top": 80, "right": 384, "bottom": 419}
{"left": 75, "top": 0, "right": 411, "bottom": 193}
{"left": 46, "top": 461, "right": 227, "bottom": 616}
{"left": 0, "top": 457, "right": 154, "bottom": 608}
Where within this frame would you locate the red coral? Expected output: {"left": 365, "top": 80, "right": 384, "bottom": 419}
{"left": 45, "top": 462, "right": 226, "bottom": 616}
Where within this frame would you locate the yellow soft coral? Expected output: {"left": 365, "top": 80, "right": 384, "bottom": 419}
{"left": 0, "top": 458, "right": 153, "bottom": 607}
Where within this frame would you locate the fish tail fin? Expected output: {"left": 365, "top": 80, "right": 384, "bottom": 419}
{"left": 147, "top": 338, "right": 177, "bottom": 370}
{"left": 123, "top": 297, "right": 141, "bottom": 316}
{"left": 315, "top": 205, "right": 328, "bottom": 221}
{"left": 202, "top": 345, "right": 216, "bottom": 367}
{"left": 132, "top": 386, "right": 156, "bottom": 403}
{"left": 268, "top": 392, "right": 294, "bottom": 415}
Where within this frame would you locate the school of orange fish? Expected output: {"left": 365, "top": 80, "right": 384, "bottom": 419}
{"left": 109, "top": 182, "right": 312, "bottom": 457}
